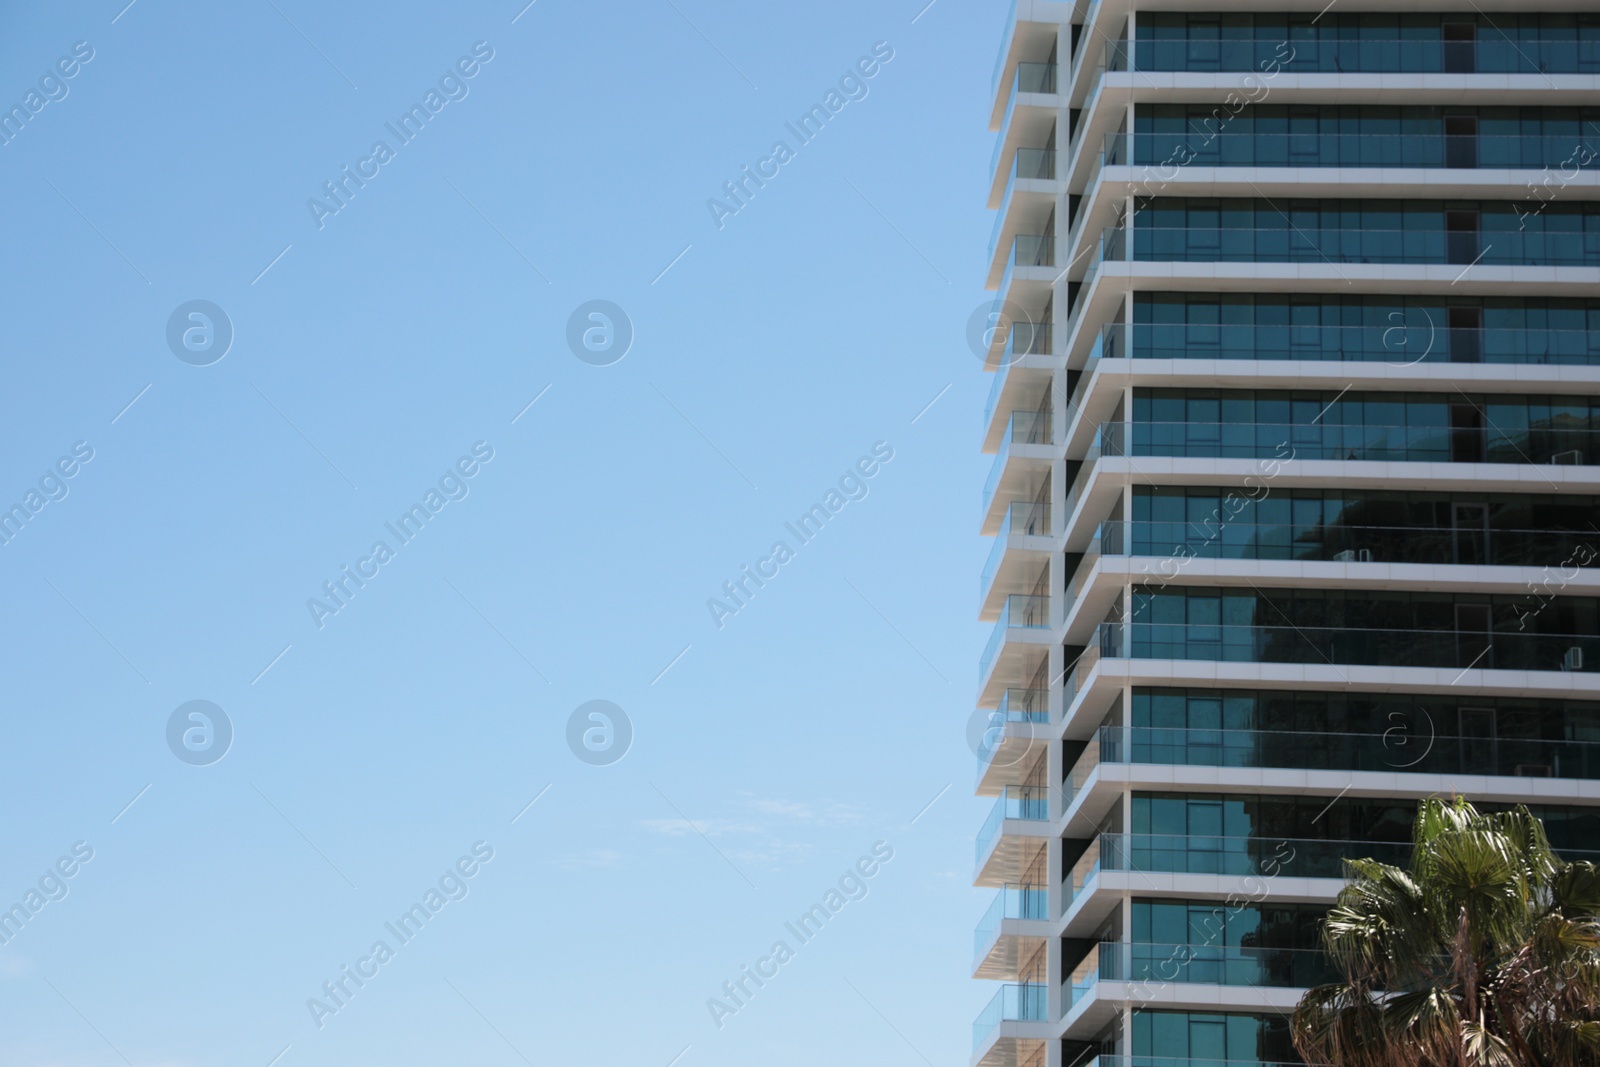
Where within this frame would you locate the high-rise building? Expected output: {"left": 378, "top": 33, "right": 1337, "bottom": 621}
{"left": 975, "top": 6, "right": 1600, "bottom": 1067}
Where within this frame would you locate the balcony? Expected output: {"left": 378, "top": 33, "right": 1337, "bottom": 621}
{"left": 1094, "top": 723, "right": 1600, "bottom": 781}
{"left": 1064, "top": 939, "right": 1329, "bottom": 1034}
{"left": 1084, "top": 940, "right": 1336, "bottom": 993}
{"left": 991, "top": 60, "right": 1060, "bottom": 206}
{"left": 1106, "top": 35, "right": 1600, "bottom": 76}
{"left": 1013, "top": 233, "right": 1054, "bottom": 270}
{"left": 1067, "top": 237, "right": 1600, "bottom": 356}
{"left": 990, "top": 0, "right": 1067, "bottom": 111}
{"left": 1014, "top": 61, "right": 1056, "bottom": 94}
{"left": 975, "top": 785, "right": 1050, "bottom": 885}
{"left": 1098, "top": 831, "right": 1404, "bottom": 880}
{"left": 979, "top": 591, "right": 1056, "bottom": 694}
{"left": 995, "top": 231, "right": 1058, "bottom": 309}
{"left": 1015, "top": 145, "right": 1056, "bottom": 180}
{"left": 1062, "top": 733, "right": 1101, "bottom": 809}
{"left": 1065, "top": 833, "right": 1409, "bottom": 925}
{"left": 1058, "top": 522, "right": 1109, "bottom": 629}
{"left": 982, "top": 325, "right": 1055, "bottom": 451}
{"left": 1062, "top": 640, "right": 1101, "bottom": 718}
{"left": 1102, "top": 130, "right": 1600, "bottom": 172}
{"left": 989, "top": 147, "right": 1062, "bottom": 281}
{"left": 989, "top": 0, "right": 1019, "bottom": 92}
{"left": 979, "top": 415, "right": 1056, "bottom": 537}
{"left": 1001, "top": 311, "right": 1052, "bottom": 364}
{"left": 1070, "top": 37, "right": 1600, "bottom": 168}
{"left": 1061, "top": 0, "right": 1104, "bottom": 87}
{"left": 1095, "top": 519, "right": 1600, "bottom": 570}
{"left": 1059, "top": 442, "right": 1102, "bottom": 536}
{"left": 1096, "top": 224, "right": 1600, "bottom": 268}
{"left": 981, "top": 412, "right": 1053, "bottom": 530}
{"left": 1066, "top": 132, "right": 1600, "bottom": 253}
{"left": 992, "top": 143, "right": 1059, "bottom": 211}
{"left": 977, "top": 688, "right": 1051, "bottom": 794}
{"left": 975, "top": 786, "right": 1050, "bottom": 864}
{"left": 997, "top": 686, "right": 1048, "bottom": 724}
{"left": 1095, "top": 321, "right": 1600, "bottom": 367}
{"left": 1098, "top": 420, "right": 1600, "bottom": 466}
{"left": 973, "top": 883, "right": 1049, "bottom": 978}
{"left": 1066, "top": 943, "right": 1104, "bottom": 1010}
{"left": 1071, "top": 835, "right": 1506, "bottom": 961}
{"left": 985, "top": 42, "right": 1062, "bottom": 115}
{"left": 972, "top": 982, "right": 1049, "bottom": 1056}
{"left": 1094, "top": 620, "right": 1600, "bottom": 675}
{"left": 981, "top": 500, "right": 1054, "bottom": 616}
{"left": 1066, "top": 836, "right": 1104, "bottom": 902}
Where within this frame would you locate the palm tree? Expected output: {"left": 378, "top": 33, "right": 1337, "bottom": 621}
{"left": 1292, "top": 796, "right": 1600, "bottom": 1067}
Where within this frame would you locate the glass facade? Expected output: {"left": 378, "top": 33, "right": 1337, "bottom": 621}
{"left": 1121, "top": 486, "right": 1600, "bottom": 567}
{"left": 1107, "top": 941, "right": 1336, "bottom": 990}
{"left": 1130, "top": 105, "right": 1600, "bottom": 169}
{"left": 1097, "top": 830, "right": 1410, "bottom": 880}
{"left": 1131, "top": 1010, "right": 1299, "bottom": 1066}
{"left": 1122, "top": 688, "right": 1600, "bottom": 779}
{"left": 1131, "top": 792, "right": 1600, "bottom": 859}
{"left": 1134, "top": 688, "right": 1600, "bottom": 742}
{"left": 1131, "top": 899, "right": 1325, "bottom": 951}
{"left": 1123, "top": 585, "right": 1600, "bottom": 671}
{"left": 1123, "top": 389, "right": 1600, "bottom": 464}
{"left": 1130, "top": 13, "right": 1600, "bottom": 74}
{"left": 1123, "top": 198, "right": 1600, "bottom": 266}
{"left": 1123, "top": 293, "right": 1600, "bottom": 365}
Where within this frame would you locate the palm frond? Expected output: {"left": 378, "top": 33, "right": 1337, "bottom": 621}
{"left": 1294, "top": 797, "right": 1600, "bottom": 1067}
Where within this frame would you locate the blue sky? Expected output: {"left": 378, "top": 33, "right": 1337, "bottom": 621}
{"left": 0, "top": 2, "right": 1002, "bottom": 1064}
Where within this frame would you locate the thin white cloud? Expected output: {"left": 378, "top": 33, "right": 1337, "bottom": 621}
{"left": 640, "top": 797, "right": 870, "bottom": 870}
{"left": 745, "top": 797, "right": 863, "bottom": 823}
{"left": 639, "top": 817, "right": 765, "bottom": 838}
{"left": 555, "top": 849, "right": 626, "bottom": 870}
